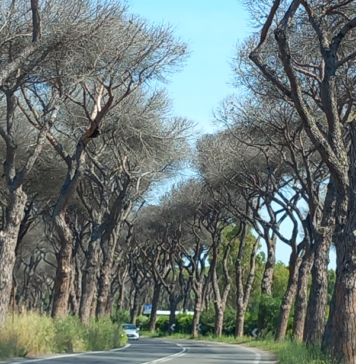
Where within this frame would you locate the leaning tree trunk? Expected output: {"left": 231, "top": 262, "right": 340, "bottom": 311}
{"left": 0, "top": 188, "right": 27, "bottom": 328}
{"left": 275, "top": 251, "right": 301, "bottom": 341}
{"left": 149, "top": 283, "right": 161, "bottom": 332}
{"left": 292, "top": 249, "right": 314, "bottom": 341}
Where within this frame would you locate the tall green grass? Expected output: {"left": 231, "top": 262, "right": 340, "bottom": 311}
{"left": 0, "top": 312, "right": 127, "bottom": 360}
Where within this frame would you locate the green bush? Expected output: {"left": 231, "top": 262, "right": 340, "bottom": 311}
{"left": 54, "top": 316, "right": 86, "bottom": 353}
{"left": 176, "top": 314, "right": 193, "bottom": 333}
{"left": 111, "top": 310, "right": 130, "bottom": 324}
{"left": 155, "top": 315, "right": 170, "bottom": 332}
{"left": 86, "top": 316, "right": 126, "bottom": 351}
{"left": 136, "top": 315, "right": 149, "bottom": 329}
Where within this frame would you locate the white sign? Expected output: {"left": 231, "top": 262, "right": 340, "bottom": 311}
{"left": 252, "top": 328, "right": 258, "bottom": 338}
{"left": 170, "top": 323, "right": 176, "bottom": 332}
{"left": 197, "top": 324, "right": 202, "bottom": 331}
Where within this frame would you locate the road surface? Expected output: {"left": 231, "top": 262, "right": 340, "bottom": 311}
{"left": 2, "top": 338, "right": 277, "bottom": 364}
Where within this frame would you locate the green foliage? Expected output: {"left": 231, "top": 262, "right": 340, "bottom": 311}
{"left": 272, "top": 262, "right": 289, "bottom": 298}
{"left": 136, "top": 315, "right": 149, "bottom": 328}
{"left": 155, "top": 315, "right": 170, "bottom": 332}
{"left": 0, "top": 313, "right": 127, "bottom": 360}
{"left": 111, "top": 310, "right": 130, "bottom": 324}
{"left": 327, "top": 269, "right": 336, "bottom": 305}
{"left": 175, "top": 313, "right": 192, "bottom": 333}
{"left": 53, "top": 316, "right": 86, "bottom": 352}
{"left": 86, "top": 317, "right": 126, "bottom": 351}
{"left": 258, "top": 294, "right": 282, "bottom": 335}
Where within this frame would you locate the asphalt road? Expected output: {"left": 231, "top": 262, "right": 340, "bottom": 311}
{"left": 3, "top": 338, "right": 277, "bottom": 364}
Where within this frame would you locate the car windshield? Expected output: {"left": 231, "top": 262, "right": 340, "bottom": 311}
{"left": 122, "top": 324, "right": 136, "bottom": 330}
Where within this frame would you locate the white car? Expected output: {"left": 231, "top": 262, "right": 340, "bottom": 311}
{"left": 121, "top": 323, "right": 140, "bottom": 340}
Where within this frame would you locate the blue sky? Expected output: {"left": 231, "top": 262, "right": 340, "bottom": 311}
{"left": 129, "top": 0, "right": 336, "bottom": 270}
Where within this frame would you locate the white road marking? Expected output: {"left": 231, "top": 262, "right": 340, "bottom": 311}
{"left": 9, "top": 343, "right": 131, "bottom": 364}
{"left": 141, "top": 343, "right": 187, "bottom": 364}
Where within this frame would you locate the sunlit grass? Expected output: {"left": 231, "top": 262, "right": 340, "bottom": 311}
{"left": 0, "top": 312, "right": 127, "bottom": 360}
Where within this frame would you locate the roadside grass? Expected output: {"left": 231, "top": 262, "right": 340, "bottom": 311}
{"left": 0, "top": 312, "right": 127, "bottom": 360}
{"left": 140, "top": 331, "right": 336, "bottom": 364}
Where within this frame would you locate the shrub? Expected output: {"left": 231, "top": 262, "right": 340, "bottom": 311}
{"left": 0, "top": 313, "right": 127, "bottom": 360}
{"left": 86, "top": 316, "right": 126, "bottom": 351}
{"left": 176, "top": 314, "right": 193, "bottom": 333}
{"left": 155, "top": 315, "right": 169, "bottom": 332}
{"left": 1, "top": 312, "right": 55, "bottom": 357}
{"left": 111, "top": 310, "right": 130, "bottom": 324}
{"left": 136, "top": 315, "right": 149, "bottom": 329}
{"left": 53, "top": 315, "right": 86, "bottom": 353}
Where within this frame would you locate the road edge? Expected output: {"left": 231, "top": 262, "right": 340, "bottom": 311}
{"left": 157, "top": 338, "right": 278, "bottom": 364}
{"left": 0, "top": 343, "right": 131, "bottom": 364}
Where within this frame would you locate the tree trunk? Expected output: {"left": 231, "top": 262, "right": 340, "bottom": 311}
{"left": 80, "top": 242, "right": 99, "bottom": 324}
{"left": 130, "top": 287, "right": 140, "bottom": 325}
{"left": 304, "top": 179, "right": 335, "bottom": 345}
{"left": 292, "top": 249, "right": 313, "bottom": 341}
{"left": 192, "top": 308, "right": 202, "bottom": 337}
{"left": 275, "top": 251, "right": 301, "bottom": 341}
{"left": 149, "top": 283, "right": 161, "bottom": 332}
{"left": 322, "top": 230, "right": 356, "bottom": 364}
{"left": 69, "top": 268, "right": 79, "bottom": 315}
{"left": 214, "top": 303, "right": 224, "bottom": 337}
{"left": 74, "top": 255, "right": 82, "bottom": 315}
{"left": 0, "top": 188, "right": 27, "bottom": 328}
{"left": 168, "top": 297, "right": 177, "bottom": 334}
{"left": 90, "top": 285, "right": 97, "bottom": 318}
{"left": 105, "top": 294, "right": 115, "bottom": 315}
{"left": 96, "top": 258, "right": 113, "bottom": 318}
{"left": 258, "top": 237, "right": 276, "bottom": 333}
{"left": 261, "top": 239, "right": 276, "bottom": 296}
{"left": 234, "top": 225, "right": 258, "bottom": 338}
{"left": 304, "top": 233, "right": 332, "bottom": 344}
{"left": 116, "top": 284, "right": 125, "bottom": 312}
{"left": 192, "top": 288, "right": 203, "bottom": 337}
{"left": 52, "top": 214, "right": 73, "bottom": 318}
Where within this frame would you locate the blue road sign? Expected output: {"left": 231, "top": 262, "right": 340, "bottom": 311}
{"left": 144, "top": 304, "right": 152, "bottom": 311}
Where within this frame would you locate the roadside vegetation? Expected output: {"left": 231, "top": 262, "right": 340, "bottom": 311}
{"left": 0, "top": 313, "right": 127, "bottom": 360}
{"left": 140, "top": 332, "right": 334, "bottom": 364}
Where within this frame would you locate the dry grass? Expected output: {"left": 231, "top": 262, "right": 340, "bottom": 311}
{"left": 0, "top": 312, "right": 127, "bottom": 360}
